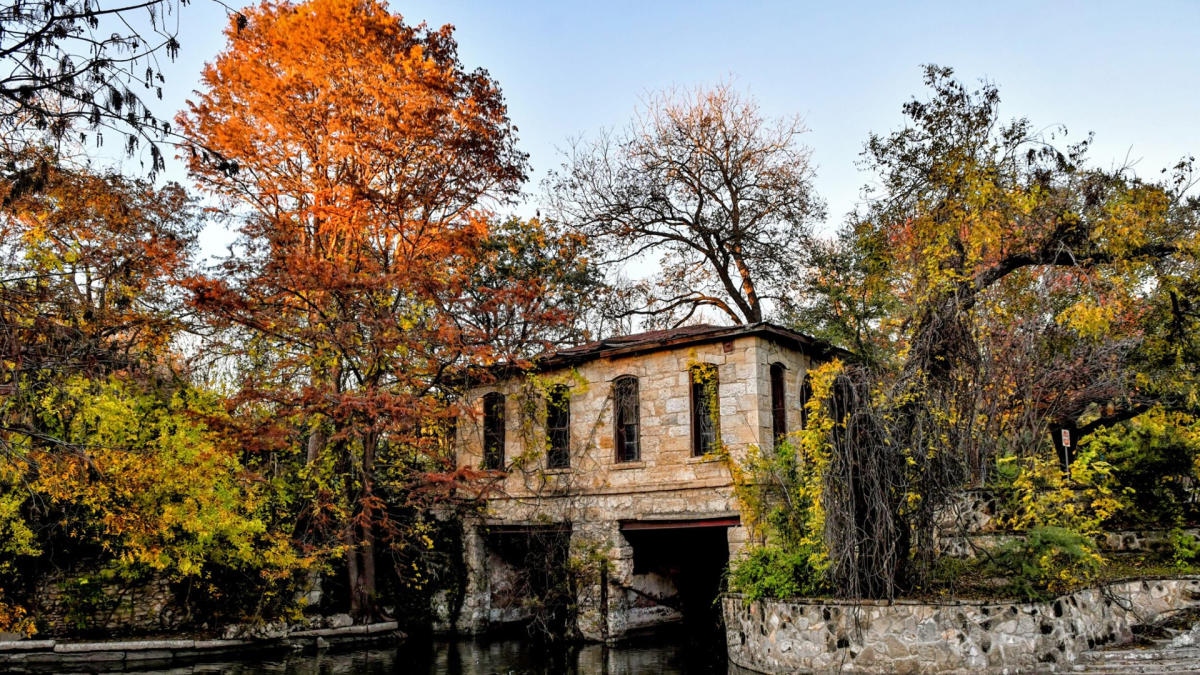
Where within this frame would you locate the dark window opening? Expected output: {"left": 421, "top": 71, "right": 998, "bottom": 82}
{"left": 690, "top": 364, "right": 720, "bottom": 456}
{"left": 770, "top": 362, "right": 787, "bottom": 448}
{"left": 547, "top": 384, "right": 570, "bottom": 469}
{"left": 613, "top": 376, "right": 640, "bottom": 462}
{"left": 799, "top": 373, "right": 814, "bottom": 430}
{"left": 483, "top": 392, "right": 505, "bottom": 470}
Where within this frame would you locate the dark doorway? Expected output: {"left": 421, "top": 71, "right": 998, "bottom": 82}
{"left": 620, "top": 520, "right": 732, "bottom": 641}
{"left": 485, "top": 525, "right": 573, "bottom": 640}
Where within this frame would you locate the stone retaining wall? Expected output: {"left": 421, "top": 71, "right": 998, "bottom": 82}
{"left": 31, "top": 571, "right": 183, "bottom": 636}
{"left": 723, "top": 576, "right": 1200, "bottom": 673}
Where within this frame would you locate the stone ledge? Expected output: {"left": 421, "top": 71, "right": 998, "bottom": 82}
{"left": 0, "top": 640, "right": 55, "bottom": 652}
{"left": 291, "top": 621, "right": 399, "bottom": 637}
{"left": 54, "top": 639, "right": 200, "bottom": 652}
{"left": 489, "top": 478, "right": 736, "bottom": 499}
{"left": 726, "top": 574, "right": 1200, "bottom": 608}
{"left": 610, "top": 461, "right": 646, "bottom": 471}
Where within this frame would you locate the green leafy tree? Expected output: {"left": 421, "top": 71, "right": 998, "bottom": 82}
{"left": 789, "top": 66, "right": 1199, "bottom": 598}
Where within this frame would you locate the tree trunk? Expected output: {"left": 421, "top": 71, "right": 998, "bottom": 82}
{"left": 306, "top": 424, "right": 326, "bottom": 464}
{"left": 360, "top": 521, "right": 377, "bottom": 617}
{"left": 346, "top": 431, "right": 379, "bottom": 621}
{"left": 345, "top": 525, "right": 365, "bottom": 619}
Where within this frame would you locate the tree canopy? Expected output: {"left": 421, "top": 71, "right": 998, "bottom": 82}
{"left": 786, "top": 65, "right": 1200, "bottom": 598}
{"left": 547, "top": 82, "right": 825, "bottom": 326}
{"left": 0, "top": 0, "right": 193, "bottom": 172}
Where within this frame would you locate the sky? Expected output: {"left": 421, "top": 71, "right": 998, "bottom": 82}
{"left": 146, "top": 0, "right": 1200, "bottom": 255}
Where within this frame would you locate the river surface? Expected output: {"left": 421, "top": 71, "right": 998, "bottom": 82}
{"left": 129, "top": 631, "right": 735, "bottom": 674}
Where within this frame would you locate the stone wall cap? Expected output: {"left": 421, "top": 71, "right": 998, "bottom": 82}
{"left": 291, "top": 620, "right": 399, "bottom": 638}
{"left": 55, "top": 639, "right": 197, "bottom": 652}
{"left": 193, "top": 639, "right": 256, "bottom": 648}
{"left": 0, "top": 640, "right": 55, "bottom": 651}
{"left": 725, "top": 575, "right": 1200, "bottom": 609}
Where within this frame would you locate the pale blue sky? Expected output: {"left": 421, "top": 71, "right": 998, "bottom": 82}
{"left": 152, "top": 1, "right": 1200, "bottom": 253}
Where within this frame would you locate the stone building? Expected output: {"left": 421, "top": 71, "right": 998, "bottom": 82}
{"left": 447, "top": 322, "right": 838, "bottom": 642}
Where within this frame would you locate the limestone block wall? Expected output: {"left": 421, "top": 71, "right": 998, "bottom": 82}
{"left": 456, "top": 334, "right": 813, "bottom": 497}
{"left": 451, "top": 333, "right": 815, "bottom": 642}
{"left": 758, "top": 338, "right": 814, "bottom": 450}
{"left": 723, "top": 576, "right": 1200, "bottom": 674}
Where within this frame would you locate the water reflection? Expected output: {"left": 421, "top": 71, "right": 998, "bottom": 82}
{"left": 129, "top": 632, "right": 734, "bottom": 674}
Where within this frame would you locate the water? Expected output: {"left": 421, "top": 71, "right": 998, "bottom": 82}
{"left": 124, "top": 632, "right": 733, "bottom": 674}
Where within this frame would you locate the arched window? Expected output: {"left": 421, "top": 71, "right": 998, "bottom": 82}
{"left": 799, "top": 373, "right": 814, "bottom": 431}
{"left": 546, "top": 384, "right": 571, "bottom": 469}
{"left": 770, "top": 362, "right": 787, "bottom": 448}
{"left": 483, "top": 392, "right": 505, "bottom": 470}
{"left": 613, "top": 376, "right": 640, "bottom": 462}
{"left": 690, "top": 364, "right": 721, "bottom": 456}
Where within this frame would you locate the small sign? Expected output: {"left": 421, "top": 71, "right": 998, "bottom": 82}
{"left": 1061, "top": 429, "right": 1071, "bottom": 448}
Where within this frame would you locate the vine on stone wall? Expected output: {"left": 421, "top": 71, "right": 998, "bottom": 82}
{"left": 729, "top": 361, "right": 842, "bottom": 599}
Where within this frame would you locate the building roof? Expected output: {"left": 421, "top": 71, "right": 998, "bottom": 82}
{"left": 531, "top": 321, "right": 844, "bottom": 371}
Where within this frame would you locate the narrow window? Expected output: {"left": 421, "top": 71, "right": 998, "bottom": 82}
{"left": 613, "top": 376, "right": 640, "bottom": 462}
{"left": 799, "top": 373, "right": 813, "bottom": 430}
{"left": 546, "top": 384, "right": 570, "bottom": 469}
{"left": 690, "top": 364, "right": 721, "bottom": 456}
{"left": 483, "top": 392, "right": 505, "bottom": 470}
{"left": 770, "top": 362, "right": 787, "bottom": 448}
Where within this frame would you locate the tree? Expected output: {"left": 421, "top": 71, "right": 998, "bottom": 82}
{"left": 447, "top": 216, "right": 600, "bottom": 357}
{"left": 0, "top": 148, "right": 198, "bottom": 577}
{"left": 546, "top": 82, "right": 825, "bottom": 327}
{"left": 1, "top": 374, "right": 309, "bottom": 634}
{"left": 178, "top": 0, "right": 586, "bottom": 619}
{"left": 0, "top": 147, "right": 198, "bottom": 457}
{"left": 0, "top": 152, "right": 306, "bottom": 634}
{"left": 792, "top": 66, "right": 1199, "bottom": 598}
{"left": 0, "top": 0, "right": 192, "bottom": 173}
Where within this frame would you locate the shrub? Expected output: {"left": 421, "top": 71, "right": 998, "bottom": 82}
{"left": 729, "top": 545, "right": 825, "bottom": 602}
{"left": 997, "top": 451, "right": 1129, "bottom": 538}
{"left": 989, "top": 526, "right": 1102, "bottom": 599}
{"left": 1169, "top": 528, "right": 1200, "bottom": 569}
{"left": 1085, "top": 410, "right": 1200, "bottom": 528}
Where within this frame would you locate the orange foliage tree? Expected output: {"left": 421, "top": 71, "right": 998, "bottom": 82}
{"left": 178, "top": 0, "right": 590, "bottom": 619}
